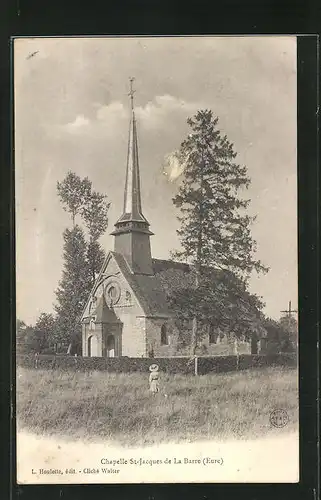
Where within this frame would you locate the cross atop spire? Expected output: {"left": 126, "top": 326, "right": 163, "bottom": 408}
{"left": 128, "top": 77, "right": 136, "bottom": 111}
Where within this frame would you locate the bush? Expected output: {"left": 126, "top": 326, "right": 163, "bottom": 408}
{"left": 40, "top": 348, "right": 57, "bottom": 355}
{"left": 16, "top": 352, "right": 297, "bottom": 374}
{"left": 16, "top": 354, "right": 196, "bottom": 374}
{"left": 198, "top": 355, "right": 238, "bottom": 374}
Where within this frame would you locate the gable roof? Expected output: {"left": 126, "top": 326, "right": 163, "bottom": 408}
{"left": 111, "top": 252, "right": 172, "bottom": 317}
{"left": 95, "top": 294, "right": 122, "bottom": 324}
{"left": 81, "top": 251, "right": 225, "bottom": 321}
{"left": 111, "top": 253, "right": 223, "bottom": 318}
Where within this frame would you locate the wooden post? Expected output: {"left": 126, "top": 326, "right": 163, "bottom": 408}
{"left": 194, "top": 356, "right": 198, "bottom": 376}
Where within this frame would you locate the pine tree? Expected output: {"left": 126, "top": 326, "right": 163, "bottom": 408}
{"left": 172, "top": 110, "right": 268, "bottom": 354}
{"left": 54, "top": 226, "right": 92, "bottom": 352}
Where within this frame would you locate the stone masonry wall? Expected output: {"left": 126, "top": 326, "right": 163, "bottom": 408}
{"left": 145, "top": 317, "right": 177, "bottom": 357}
{"left": 82, "top": 254, "right": 147, "bottom": 357}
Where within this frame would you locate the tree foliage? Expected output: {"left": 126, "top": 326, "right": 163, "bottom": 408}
{"left": 81, "top": 190, "right": 110, "bottom": 240}
{"left": 86, "top": 239, "right": 106, "bottom": 284}
{"left": 16, "top": 315, "right": 57, "bottom": 353}
{"left": 54, "top": 226, "right": 92, "bottom": 352}
{"left": 57, "top": 171, "right": 109, "bottom": 285}
{"left": 16, "top": 319, "right": 32, "bottom": 353}
{"left": 33, "top": 313, "right": 56, "bottom": 351}
{"left": 263, "top": 316, "right": 297, "bottom": 354}
{"left": 54, "top": 172, "right": 110, "bottom": 351}
{"left": 171, "top": 110, "right": 268, "bottom": 353}
{"left": 279, "top": 314, "right": 298, "bottom": 352}
{"left": 57, "top": 172, "right": 92, "bottom": 226}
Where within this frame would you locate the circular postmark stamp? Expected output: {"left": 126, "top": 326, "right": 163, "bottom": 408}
{"left": 270, "top": 409, "right": 289, "bottom": 428}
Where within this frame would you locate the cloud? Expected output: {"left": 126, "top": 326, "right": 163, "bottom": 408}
{"left": 55, "top": 101, "right": 127, "bottom": 139}
{"left": 136, "top": 95, "right": 200, "bottom": 129}
{"left": 57, "top": 95, "right": 201, "bottom": 139}
{"left": 64, "top": 114, "right": 90, "bottom": 133}
{"left": 96, "top": 101, "right": 127, "bottom": 121}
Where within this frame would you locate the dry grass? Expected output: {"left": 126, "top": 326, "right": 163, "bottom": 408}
{"left": 16, "top": 366, "right": 298, "bottom": 446}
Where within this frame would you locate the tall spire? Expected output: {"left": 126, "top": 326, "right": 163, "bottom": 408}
{"left": 111, "top": 79, "right": 154, "bottom": 275}
{"left": 118, "top": 77, "right": 147, "bottom": 224}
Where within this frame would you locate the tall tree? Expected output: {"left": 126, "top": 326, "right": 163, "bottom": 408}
{"left": 57, "top": 172, "right": 109, "bottom": 285}
{"left": 81, "top": 189, "right": 110, "bottom": 284}
{"left": 54, "top": 226, "right": 92, "bottom": 352}
{"left": 57, "top": 171, "right": 91, "bottom": 227}
{"left": 172, "top": 110, "right": 268, "bottom": 354}
{"left": 55, "top": 172, "right": 110, "bottom": 351}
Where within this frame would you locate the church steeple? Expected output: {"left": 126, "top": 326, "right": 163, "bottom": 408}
{"left": 111, "top": 78, "right": 154, "bottom": 275}
{"left": 117, "top": 77, "right": 148, "bottom": 224}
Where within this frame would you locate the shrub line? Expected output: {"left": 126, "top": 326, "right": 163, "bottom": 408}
{"left": 16, "top": 353, "right": 297, "bottom": 374}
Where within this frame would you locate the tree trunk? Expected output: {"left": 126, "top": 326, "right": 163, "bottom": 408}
{"left": 190, "top": 265, "right": 200, "bottom": 356}
{"left": 190, "top": 160, "right": 203, "bottom": 357}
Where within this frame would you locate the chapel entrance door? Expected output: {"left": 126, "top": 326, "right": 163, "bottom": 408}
{"left": 106, "top": 334, "right": 115, "bottom": 357}
{"left": 88, "top": 335, "right": 99, "bottom": 357}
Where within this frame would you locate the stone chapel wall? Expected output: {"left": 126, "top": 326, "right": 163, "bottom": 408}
{"left": 104, "top": 256, "right": 146, "bottom": 357}
{"left": 145, "top": 317, "right": 177, "bottom": 357}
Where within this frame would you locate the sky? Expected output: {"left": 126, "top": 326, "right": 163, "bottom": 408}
{"left": 14, "top": 36, "right": 297, "bottom": 325}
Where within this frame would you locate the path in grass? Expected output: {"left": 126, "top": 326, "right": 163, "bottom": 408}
{"left": 17, "top": 366, "right": 298, "bottom": 446}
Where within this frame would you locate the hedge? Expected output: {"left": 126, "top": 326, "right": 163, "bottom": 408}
{"left": 16, "top": 353, "right": 297, "bottom": 374}
{"left": 237, "top": 353, "right": 297, "bottom": 370}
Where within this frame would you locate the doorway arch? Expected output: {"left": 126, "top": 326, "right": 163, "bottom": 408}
{"left": 106, "top": 334, "right": 115, "bottom": 357}
{"left": 87, "top": 335, "right": 99, "bottom": 357}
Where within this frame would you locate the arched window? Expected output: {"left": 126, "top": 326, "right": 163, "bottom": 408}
{"left": 208, "top": 325, "right": 218, "bottom": 344}
{"left": 161, "top": 324, "right": 169, "bottom": 345}
{"left": 209, "top": 332, "right": 215, "bottom": 344}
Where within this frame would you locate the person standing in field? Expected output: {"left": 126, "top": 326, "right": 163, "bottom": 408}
{"left": 149, "top": 364, "right": 160, "bottom": 394}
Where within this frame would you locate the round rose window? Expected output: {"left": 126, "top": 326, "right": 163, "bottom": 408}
{"left": 105, "top": 281, "right": 121, "bottom": 305}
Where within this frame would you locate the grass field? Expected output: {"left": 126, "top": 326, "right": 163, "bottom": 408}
{"left": 16, "top": 366, "right": 298, "bottom": 446}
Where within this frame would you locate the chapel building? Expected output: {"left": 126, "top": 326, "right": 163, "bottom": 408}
{"left": 81, "top": 84, "right": 181, "bottom": 357}
{"left": 80, "top": 84, "right": 260, "bottom": 358}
